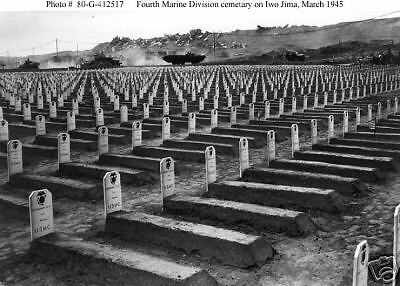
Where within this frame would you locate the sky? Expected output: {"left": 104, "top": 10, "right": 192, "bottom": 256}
{"left": 0, "top": 0, "right": 399, "bottom": 56}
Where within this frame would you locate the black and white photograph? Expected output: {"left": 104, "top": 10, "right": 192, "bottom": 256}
{"left": 0, "top": 0, "right": 400, "bottom": 285}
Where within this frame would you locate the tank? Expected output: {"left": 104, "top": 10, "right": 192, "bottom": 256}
{"left": 285, "top": 51, "right": 306, "bottom": 62}
{"left": 18, "top": 58, "right": 40, "bottom": 70}
{"left": 80, "top": 53, "right": 121, "bottom": 69}
{"left": 162, "top": 52, "right": 206, "bottom": 65}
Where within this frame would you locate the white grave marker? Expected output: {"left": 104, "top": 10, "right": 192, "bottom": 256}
{"left": 7, "top": 140, "right": 23, "bottom": 181}
{"left": 160, "top": 157, "right": 175, "bottom": 203}
{"left": 266, "top": 130, "right": 276, "bottom": 166}
{"left": 57, "top": 133, "right": 71, "bottom": 167}
{"left": 143, "top": 103, "right": 150, "bottom": 119}
{"left": 213, "top": 95, "right": 219, "bottom": 109}
{"left": 98, "top": 126, "right": 109, "bottom": 157}
{"left": 23, "top": 103, "right": 31, "bottom": 121}
{"left": 377, "top": 102, "right": 382, "bottom": 119}
{"left": 29, "top": 189, "right": 54, "bottom": 241}
{"left": 264, "top": 100, "right": 270, "bottom": 119}
{"left": 103, "top": 171, "right": 122, "bottom": 217}
{"left": 37, "top": 95, "right": 44, "bottom": 110}
{"left": 211, "top": 109, "right": 218, "bottom": 129}
{"left": 188, "top": 112, "right": 196, "bottom": 134}
{"left": 163, "top": 100, "right": 169, "bottom": 116}
{"left": 96, "top": 108, "right": 104, "bottom": 126}
{"left": 328, "top": 115, "right": 334, "bottom": 143}
{"left": 67, "top": 111, "right": 76, "bottom": 132}
{"left": 120, "top": 105, "right": 128, "bottom": 123}
{"left": 132, "top": 94, "right": 138, "bottom": 108}
{"left": 352, "top": 240, "right": 369, "bottom": 286}
{"left": 278, "top": 98, "right": 284, "bottom": 115}
{"left": 249, "top": 103, "right": 255, "bottom": 120}
{"left": 35, "top": 115, "right": 46, "bottom": 136}
{"left": 132, "top": 120, "right": 142, "bottom": 148}
{"left": 356, "top": 107, "right": 361, "bottom": 126}
{"left": 292, "top": 97, "right": 296, "bottom": 113}
{"left": 0, "top": 120, "right": 8, "bottom": 142}
{"left": 199, "top": 97, "right": 204, "bottom": 111}
{"left": 343, "top": 110, "right": 349, "bottom": 135}
{"left": 205, "top": 146, "right": 217, "bottom": 192}
{"left": 239, "top": 137, "right": 249, "bottom": 178}
{"left": 49, "top": 102, "right": 57, "bottom": 119}
{"left": 311, "top": 119, "right": 318, "bottom": 145}
{"left": 72, "top": 99, "right": 79, "bottom": 115}
{"left": 291, "top": 124, "right": 299, "bottom": 158}
{"left": 162, "top": 116, "right": 170, "bottom": 141}
{"left": 182, "top": 99, "right": 187, "bottom": 114}
{"left": 230, "top": 106, "right": 237, "bottom": 126}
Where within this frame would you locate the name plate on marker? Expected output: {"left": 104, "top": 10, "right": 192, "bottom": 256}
{"left": 132, "top": 121, "right": 142, "bottom": 148}
{"left": 96, "top": 108, "right": 104, "bottom": 126}
{"left": 7, "top": 140, "right": 23, "bottom": 181}
{"left": 160, "top": 157, "right": 175, "bottom": 200}
{"left": 239, "top": 138, "right": 249, "bottom": 178}
{"left": 103, "top": 171, "right": 122, "bottom": 216}
{"left": 36, "top": 115, "right": 46, "bottom": 136}
{"left": 57, "top": 133, "right": 71, "bottom": 165}
{"left": 29, "top": 189, "right": 54, "bottom": 241}
{"left": 98, "top": 126, "right": 109, "bottom": 156}
{"left": 205, "top": 146, "right": 217, "bottom": 190}
{"left": 0, "top": 120, "right": 9, "bottom": 142}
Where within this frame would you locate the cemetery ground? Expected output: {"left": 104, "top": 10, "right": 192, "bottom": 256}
{"left": 0, "top": 118, "right": 398, "bottom": 286}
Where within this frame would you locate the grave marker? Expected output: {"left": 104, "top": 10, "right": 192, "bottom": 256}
{"left": 37, "top": 95, "right": 44, "bottom": 110}
{"left": 143, "top": 103, "right": 149, "bottom": 119}
{"left": 23, "top": 103, "right": 31, "bottom": 121}
{"left": 328, "top": 115, "right": 334, "bottom": 143}
{"left": 15, "top": 97, "right": 21, "bottom": 112}
{"left": 160, "top": 157, "right": 175, "bottom": 204}
{"left": 343, "top": 110, "right": 349, "bottom": 135}
{"left": 211, "top": 109, "right": 218, "bottom": 129}
{"left": 239, "top": 137, "right": 249, "bottom": 178}
{"left": 35, "top": 115, "right": 46, "bottom": 136}
{"left": 291, "top": 124, "right": 299, "bottom": 158}
{"left": 163, "top": 100, "right": 169, "bottom": 116}
{"left": 227, "top": 94, "right": 232, "bottom": 108}
{"left": 103, "top": 171, "right": 122, "bottom": 217}
{"left": 188, "top": 112, "right": 196, "bottom": 134}
{"left": 67, "top": 111, "right": 76, "bottom": 132}
{"left": 199, "top": 97, "right": 204, "bottom": 111}
{"left": 0, "top": 120, "right": 8, "bottom": 142}
{"left": 72, "top": 99, "right": 79, "bottom": 115}
{"left": 352, "top": 240, "right": 369, "bottom": 286}
{"left": 182, "top": 99, "right": 187, "bottom": 114}
{"left": 57, "top": 133, "right": 71, "bottom": 167}
{"left": 356, "top": 107, "right": 361, "bottom": 126}
{"left": 29, "top": 189, "right": 54, "bottom": 241}
{"left": 264, "top": 101, "right": 270, "bottom": 119}
{"left": 303, "top": 95, "right": 308, "bottom": 110}
{"left": 292, "top": 97, "right": 296, "bottom": 113}
{"left": 205, "top": 146, "right": 217, "bottom": 192}
{"left": 120, "top": 105, "right": 128, "bottom": 123}
{"left": 311, "top": 119, "right": 318, "bottom": 145}
{"left": 7, "top": 140, "right": 23, "bottom": 181}
{"left": 49, "top": 101, "right": 57, "bottom": 119}
{"left": 249, "top": 103, "right": 255, "bottom": 120}
{"left": 266, "top": 130, "right": 276, "bottom": 166}
{"left": 278, "top": 98, "right": 284, "bottom": 115}
{"left": 96, "top": 108, "right": 104, "bottom": 126}
{"left": 132, "top": 120, "right": 142, "bottom": 148}
{"left": 213, "top": 95, "right": 219, "bottom": 109}
{"left": 162, "top": 116, "right": 170, "bottom": 141}
{"left": 132, "top": 94, "right": 137, "bottom": 108}
{"left": 230, "top": 106, "right": 237, "bottom": 127}
{"left": 114, "top": 95, "right": 120, "bottom": 111}
{"left": 98, "top": 126, "right": 109, "bottom": 157}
